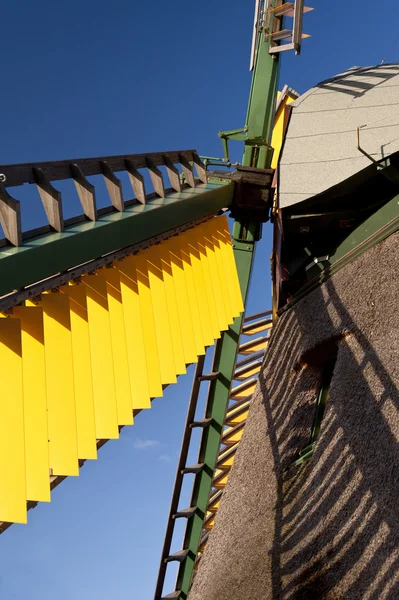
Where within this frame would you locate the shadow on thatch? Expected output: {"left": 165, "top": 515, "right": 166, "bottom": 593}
{"left": 260, "top": 275, "right": 399, "bottom": 599}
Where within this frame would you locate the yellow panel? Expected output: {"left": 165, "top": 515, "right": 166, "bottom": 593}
{"left": 135, "top": 254, "right": 163, "bottom": 398}
{"left": 271, "top": 90, "right": 296, "bottom": 169}
{"left": 83, "top": 274, "right": 119, "bottom": 439}
{"left": 145, "top": 246, "right": 177, "bottom": 385}
{"left": 243, "top": 319, "right": 273, "bottom": 336}
{"left": 211, "top": 217, "right": 241, "bottom": 319}
{"left": 12, "top": 306, "right": 50, "bottom": 502}
{"left": 234, "top": 360, "right": 262, "bottom": 380}
{"left": 222, "top": 425, "right": 244, "bottom": 445}
{"left": 199, "top": 538, "right": 207, "bottom": 552}
{"left": 202, "top": 221, "right": 229, "bottom": 331}
{"left": 192, "top": 225, "right": 221, "bottom": 341}
{"left": 60, "top": 283, "right": 97, "bottom": 459}
{"left": 218, "top": 445, "right": 238, "bottom": 470}
{"left": 168, "top": 237, "right": 202, "bottom": 361}
{"left": 204, "top": 514, "right": 215, "bottom": 530}
{"left": 0, "top": 317, "right": 26, "bottom": 523}
{"left": 208, "top": 497, "right": 220, "bottom": 512}
{"left": 213, "top": 470, "right": 229, "bottom": 490}
{"left": 239, "top": 336, "right": 269, "bottom": 355}
{"left": 183, "top": 228, "right": 214, "bottom": 347}
{"left": 230, "top": 379, "right": 257, "bottom": 400}
{"left": 175, "top": 235, "right": 206, "bottom": 356}
{"left": 117, "top": 259, "right": 151, "bottom": 409}
{"left": 158, "top": 241, "right": 186, "bottom": 376}
{"left": 40, "top": 292, "right": 79, "bottom": 476}
{"left": 207, "top": 219, "right": 234, "bottom": 325}
{"left": 216, "top": 217, "right": 244, "bottom": 314}
{"left": 226, "top": 403, "right": 250, "bottom": 426}
{"left": 100, "top": 268, "right": 134, "bottom": 425}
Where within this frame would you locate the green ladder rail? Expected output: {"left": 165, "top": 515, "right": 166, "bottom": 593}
{"left": 161, "top": 0, "right": 313, "bottom": 596}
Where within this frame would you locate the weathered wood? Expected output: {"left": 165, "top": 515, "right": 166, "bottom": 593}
{"left": 125, "top": 159, "right": 146, "bottom": 204}
{"left": 163, "top": 155, "right": 182, "bottom": 192}
{"left": 100, "top": 161, "right": 124, "bottom": 211}
{"left": 0, "top": 150, "right": 198, "bottom": 188}
{"left": 33, "top": 167, "right": 64, "bottom": 232}
{"left": 0, "top": 184, "right": 22, "bottom": 246}
{"left": 146, "top": 157, "right": 165, "bottom": 198}
{"left": 70, "top": 163, "right": 97, "bottom": 221}
{"left": 192, "top": 152, "right": 207, "bottom": 183}
{"left": 179, "top": 153, "right": 196, "bottom": 188}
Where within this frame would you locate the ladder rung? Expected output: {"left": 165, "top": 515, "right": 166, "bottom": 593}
{"left": 208, "top": 489, "right": 223, "bottom": 511}
{"left": 268, "top": 28, "right": 293, "bottom": 41}
{"left": 217, "top": 445, "right": 238, "bottom": 469}
{"left": 198, "top": 532, "right": 209, "bottom": 552}
{"left": 241, "top": 317, "right": 273, "bottom": 336}
{"left": 164, "top": 549, "right": 189, "bottom": 563}
{"left": 161, "top": 591, "right": 181, "bottom": 599}
{"left": 225, "top": 401, "right": 250, "bottom": 425}
{"left": 173, "top": 507, "right": 196, "bottom": 519}
{"left": 198, "top": 371, "right": 220, "bottom": 382}
{"left": 222, "top": 421, "right": 245, "bottom": 446}
{"left": 235, "top": 349, "right": 265, "bottom": 369}
{"left": 189, "top": 417, "right": 213, "bottom": 428}
{"left": 238, "top": 336, "right": 268, "bottom": 355}
{"left": 268, "top": 1, "right": 294, "bottom": 16}
{"left": 234, "top": 358, "right": 263, "bottom": 381}
{"left": 243, "top": 309, "right": 272, "bottom": 323}
{"left": 181, "top": 463, "right": 204, "bottom": 475}
{"left": 229, "top": 377, "right": 257, "bottom": 400}
{"left": 268, "top": 3, "right": 314, "bottom": 17}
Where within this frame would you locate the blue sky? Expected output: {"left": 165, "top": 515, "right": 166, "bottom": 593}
{"left": 1, "top": 1, "right": 399, "bottom": 599}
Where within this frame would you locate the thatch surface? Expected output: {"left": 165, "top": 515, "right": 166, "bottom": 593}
{"left": 189, "top": 232, "right": 399, "bottom": 600}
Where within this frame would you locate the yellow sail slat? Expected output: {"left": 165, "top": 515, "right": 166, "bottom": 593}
{"left": 40, "top": 292, "right": 79, "bottom": 476}
{"left": 206, "top": 219, "right": 234, "bottom": 327}
{"left": 157, "top": 242, "right": 186, "bottom": 376}
{"left": 201, "top": 222, "right": 229, "bottom": 332}
{"left": 100, "top": 267, "right": 134, "bottom": 425}
{"left": 12, "top": 305, "right": 50, "bottom": 501}
{"left": 234, "top": 360, "right": 262, "bottom": 380}
{"left": 145, "top": 246, "right": 177, "bottom": 386}
{"left": 167, "top": 237, "right": 199, "bottom": 364}
{"left": 174, "top": 235, "right": 206, "bottom": 356}
{"left": 213, "top": 217, "right": 244, "bottom": 317}
{"left": 184, "top": 228, "right": 215, "bottom": 347}
{"left": 117, "top": 259, "right": 152, "bottom": 410}
{"left": 222, "top": 425, "right": 245, "bottom": 445}
{"left": 135, "top": 254, "right": 163, "bottom": 398}
{"left": 60, "top": 283, "right": 97, "bottom": 460}
{"left": 192, "top": 226, "right": 221, "bottom": 342}
{"left": 213, "top": 470, "right": 229, "bottom": 490}
{"left": 225, "top": 403, "right": 250, "bottom": 426}
{"left": 82, "top": 274, "right": 119, "bottom": 439}
{"left": 0, "top": 317, "right": 26, "bottom": 523}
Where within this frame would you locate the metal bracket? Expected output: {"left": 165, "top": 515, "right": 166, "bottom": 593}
{"left": 218, "top": 128, "right": 247, "bottom": 163}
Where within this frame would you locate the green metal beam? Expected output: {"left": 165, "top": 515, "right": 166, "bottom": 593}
{"left": 175, "top": 7, "right": 281, "bottom": 595}
{"left": 279, "top": 193, "right": 399, "bottom": 314}
{"left": 243, "top": 25, "right": 279, "bottom": 168}
{"left": 176, "top": 222, "right": 258, "bottom": 599}
{"left": 0, "top": 181, "right": 233, "bottom": 298}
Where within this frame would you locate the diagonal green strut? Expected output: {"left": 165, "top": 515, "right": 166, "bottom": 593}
{"left": 175, "top": 8, "right": 281, "bottom": 599}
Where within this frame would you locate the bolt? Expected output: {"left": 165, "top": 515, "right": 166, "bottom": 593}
{"left": 0, "top": 174, "right": 6, "bottom": 183}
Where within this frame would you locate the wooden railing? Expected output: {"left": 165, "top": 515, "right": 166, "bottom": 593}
{"left": 0, "top": 150, "right": 207, "bottom": 246}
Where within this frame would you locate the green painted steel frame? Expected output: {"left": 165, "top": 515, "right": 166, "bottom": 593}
{"left": 279, "top": 193, "right": 399, "bottom": 315}
{"left": 176, "top": 4, "right": 280, "bottom": 596}
{"left": 176, "top": 222, "right": 257, "bottom": 599}
{"left": 0, "top": 181, "right": 233, "bottom": 298}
